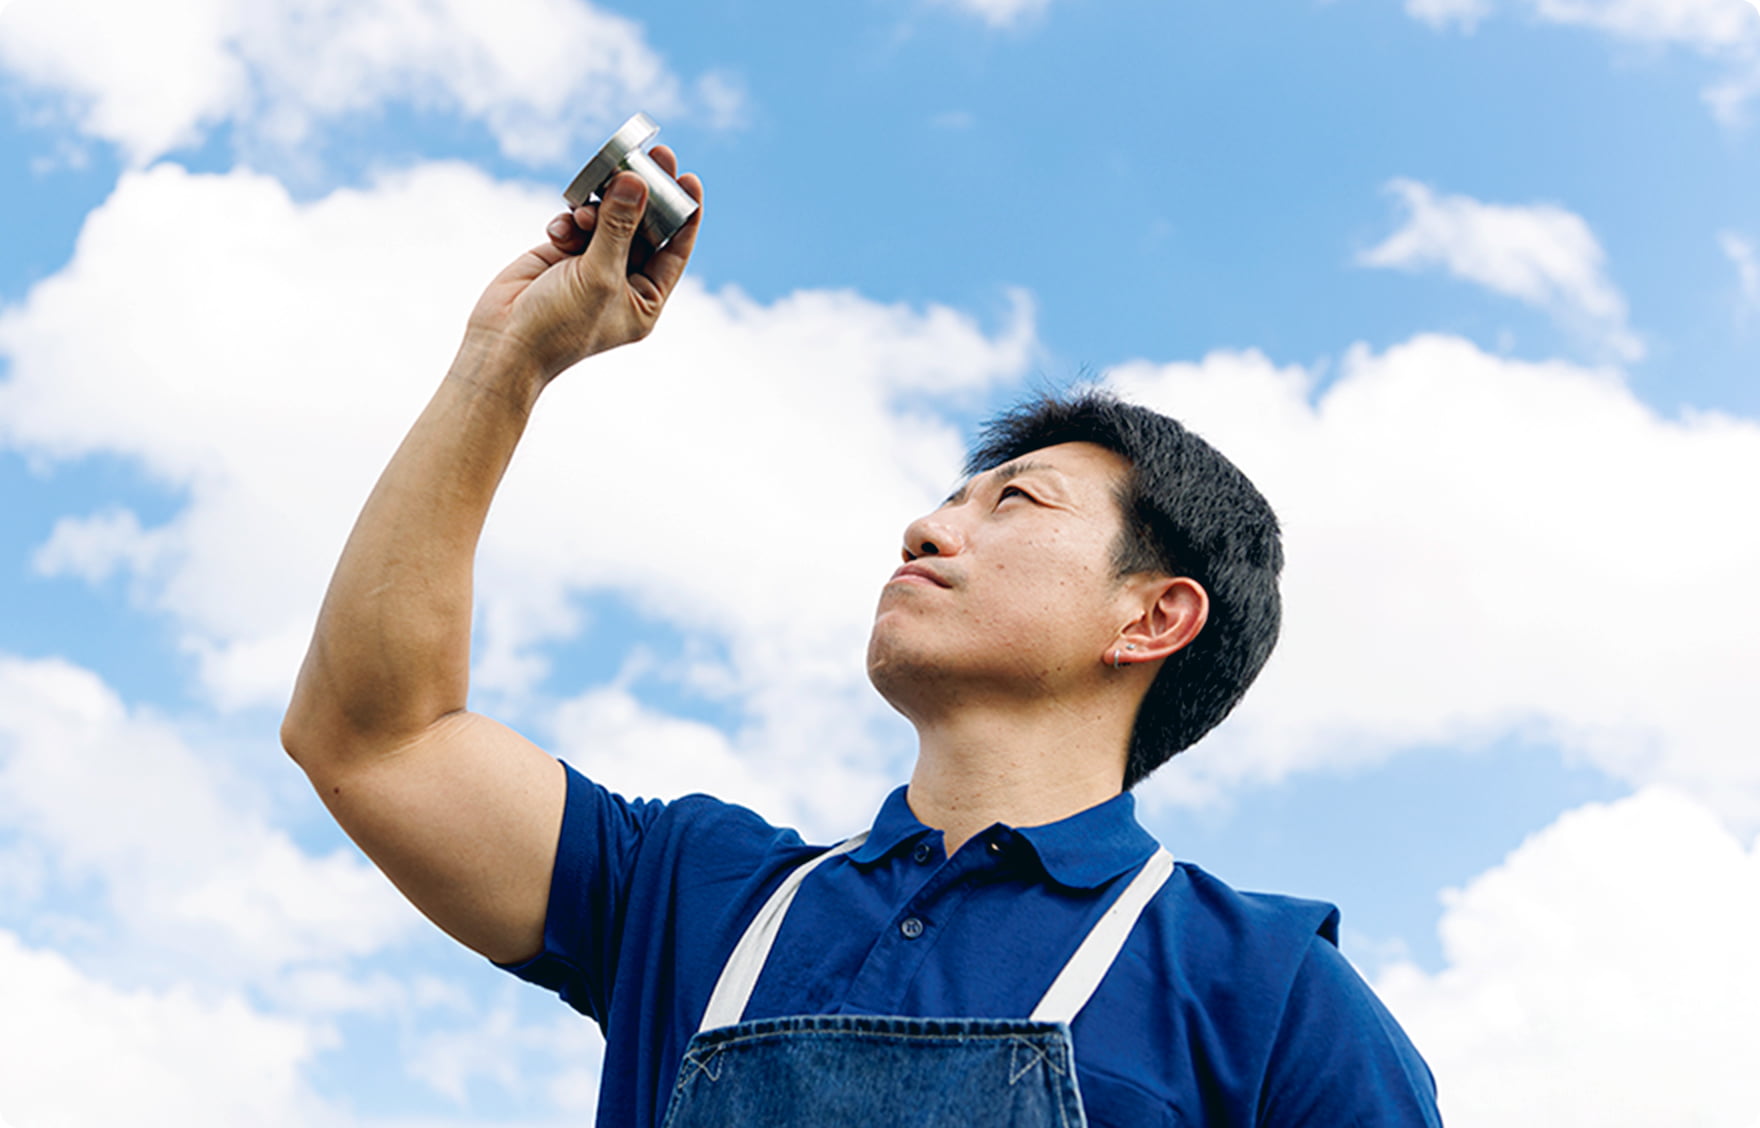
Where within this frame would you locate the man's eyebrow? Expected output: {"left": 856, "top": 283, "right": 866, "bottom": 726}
{"left": 941, "top": 459, "right": 1056, "bottom": 506}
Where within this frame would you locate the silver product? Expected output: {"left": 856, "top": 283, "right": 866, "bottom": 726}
{"left": 564, "top": 112, "right": 698, "bottom": 250}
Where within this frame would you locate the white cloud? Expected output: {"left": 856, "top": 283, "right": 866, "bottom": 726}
{"left": 1109, "top": 335, "right": 1760, "bottom": 827}
{"left": 549, "top": 683, "right": 896, "bottom": 837}
{"left": 1527, "top": 0, "right": 1756, "bottom": 52}
{"left": 0, "top": 161, "right": 1032, "bottom": 828}
{"left": 928, "top": 0, "right": 1054, "bottom": 28}
{"left": 259, "top": 966, "right": 443, "bottom": 1020}
{"left": 1375, "top": 788, "right": 1760, "bottom": 1127}
{"left": 0, "top": 162, "right": 559, "bottom": 707}
{"left": 0, "top": 653, "right": 416, "bottom": 976}
{"left": 0, "top": 0, "right": 735, "bottom": 168}
{"left": 0, "top": 929, "right": 333, "bottom": 1127}
{"left": 694, "top": 70, "right": 750, "bottom": 131}
{"left": 0, "top": 0, "right": 245, "bottom": 165}
{"left": 1706, "top": 64, "right": 1760, "bottom": 120}
{"left": 551, "top": 685, "right": 795, "bottom": 814}
{"left": 1405, "top": 0, "right": 1760, "bottom": 122}
{"left": 0, "top": 652, "right": 606, "bottom": 1118}
{"left": 1720, "top": 229, "right": 1760, "bottom": 314}
{"left": 32, "top": 507, "right": 167, "bottom": 587}
{"left": 1406, "top": 0, "right": 1493, "bottom": 33}
{"left": 1360, "top": 179, "right": 1642, "bottom": 361}
{"left": 406, "top": 996, "right": 603, "bottom": 1111}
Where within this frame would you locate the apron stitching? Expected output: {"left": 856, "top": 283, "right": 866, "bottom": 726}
{"left": 1008, "top": 1037, "right": 1050, "bottom": 1084}
{"left": 1056, "top": 1041, "right": 1070, "bottom": 1119}
{"left": 700, "top": 1026, "right": 1063, "bottom": 1050}
{"left": 676, "top": 1045, "right": 726, "bottom": 1085}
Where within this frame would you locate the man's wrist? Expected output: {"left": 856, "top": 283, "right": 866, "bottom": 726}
{"left": 447, "top": 330, "right": 552, "bottom": 419}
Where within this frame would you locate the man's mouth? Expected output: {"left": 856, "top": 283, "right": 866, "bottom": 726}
{"left": 888, "top": 562, "right": 952, "bottom": 588}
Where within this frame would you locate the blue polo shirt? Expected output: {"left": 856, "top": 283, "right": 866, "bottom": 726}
{"left": 501, "top": 765, "right": 1441, "bottom": 1127}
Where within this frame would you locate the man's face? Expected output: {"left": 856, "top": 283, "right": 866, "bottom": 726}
{"left": 866, "top": 441, "right": 1142, "bottom": 715}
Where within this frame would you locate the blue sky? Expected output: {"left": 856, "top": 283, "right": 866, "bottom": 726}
{"left": 1, "top": 0, "right": 1757, "bottom": 1124}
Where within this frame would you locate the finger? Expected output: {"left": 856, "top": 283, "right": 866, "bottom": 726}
{"left": 569, "top": 206, "right": 601, "bottom": 249}
{"left": 649, "top": 145, "right": 679, "bottom": 180}
{"left": 546, "top": 212, "right": 588, "bottom": 255}
{"left": 635, "top": 171, "right": 703, "bottom": 300}
{"left": 678, "top": 169, "right": 704, "bottom": 206}
{"left": 484, "top": 240, "right": 571, "bottom": 294}
{"left": 525, "top": 240, "right": 574, "bottom": 270}
{"left": 584, "top": 171, "right": 647, "bottom": 274}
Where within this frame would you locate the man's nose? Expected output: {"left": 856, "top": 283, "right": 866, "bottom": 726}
{"left": 901, "top": 512, "right": 966, "bottom": 561}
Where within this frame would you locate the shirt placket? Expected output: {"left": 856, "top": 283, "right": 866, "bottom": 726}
{"left": 841, "top": 830, "right": 1012, "bottom": 1016}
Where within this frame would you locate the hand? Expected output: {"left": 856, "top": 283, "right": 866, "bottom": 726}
{"left": 464, "top": 145, "right": 703, "bottom": 383}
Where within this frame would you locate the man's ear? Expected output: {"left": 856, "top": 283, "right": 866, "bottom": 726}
{"left": 1117, "top": 576, "right": 1208, "bottom": 664}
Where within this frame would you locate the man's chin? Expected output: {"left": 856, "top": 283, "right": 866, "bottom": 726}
{"left": 865, "top": 635, "right": 939, "bottom": 713}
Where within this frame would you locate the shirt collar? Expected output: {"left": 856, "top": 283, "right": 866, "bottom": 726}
{"left": 848, "top": 785, "right": 1161, "bottom": 890}
{"left": 847, "top": 785, "right": 932, "bottom": 865}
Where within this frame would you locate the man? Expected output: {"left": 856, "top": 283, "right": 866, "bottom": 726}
{"left": 282, "top": 152, "right": 1442, "bottom": 1126}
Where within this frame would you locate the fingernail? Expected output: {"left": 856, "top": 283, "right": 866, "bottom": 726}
{"left": 547, "top": 217, "right": 572, "bottom": 239}
{"left": 607, "top": 174, "right": 644, "bottom": 204}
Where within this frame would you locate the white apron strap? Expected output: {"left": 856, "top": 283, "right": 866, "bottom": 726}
{"left": 1030, "top": 846, "right": 1174, "bottom": 1024}
{"left": 696, "top": 833, "right": 870, "bottom": 1034}
{"left": 696, "top": 836, "right": 1174, "bottom": 1034}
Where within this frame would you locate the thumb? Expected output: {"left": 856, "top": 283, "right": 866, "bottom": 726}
{"left": 586, "top": 172, "right": 648, "bottom": 270}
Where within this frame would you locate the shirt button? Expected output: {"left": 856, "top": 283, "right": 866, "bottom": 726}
{"left": 912, "top": 843, "right": 933, "bottom": 864}
{"left": 987, "top": 839, "right": 1003, "bottom": 855}
{"left": 900, "top": 916, "right": 925, "bottom": 939}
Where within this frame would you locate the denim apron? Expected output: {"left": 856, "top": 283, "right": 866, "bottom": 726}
{"left": 660, "top": 832, "right": 1175, "bottom": 1128}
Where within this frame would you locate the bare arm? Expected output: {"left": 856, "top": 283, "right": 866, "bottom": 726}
{"left": 281, "top": 154, "right": 703, "bottom": 964}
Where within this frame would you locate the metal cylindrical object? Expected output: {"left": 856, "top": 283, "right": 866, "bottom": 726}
{"left": 563, "top": 112, "right": 698, "bottom": 249}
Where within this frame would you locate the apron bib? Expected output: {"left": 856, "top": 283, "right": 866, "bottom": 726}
{"left": 660, "top": 832, "right": 1174, "bottom": 1128}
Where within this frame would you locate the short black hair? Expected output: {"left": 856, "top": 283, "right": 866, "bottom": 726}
{"left": 964, "top": 390, "right": 1283, "bottom": 788}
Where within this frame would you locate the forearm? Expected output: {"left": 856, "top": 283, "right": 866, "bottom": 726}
{"left": 283, "top": 160, "right": 699, "bottom": 772}
{"left": 272, "top": 159, "right": 697, "bottom": 964}
{"left": 283, "top": 335, "right": 545, "bottom": 766}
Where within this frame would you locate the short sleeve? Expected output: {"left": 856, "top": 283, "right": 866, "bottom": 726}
{"left": 494, "top": 764, "right": 666, "bottom": 1026}
{"left": 1257, "top": 937, "right": 1443, "bottom": 1127}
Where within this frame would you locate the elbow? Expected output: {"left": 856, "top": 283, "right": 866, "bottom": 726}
{"left": 280, "top": 697, "right": 327, "bottom": 774}
{"left": 280, "top": 666, "right": 352, "bottom": 774}
{"left": 281, "top": 646, "right": 334, "bottom": 772}
{"left": 280, "top": 650, "right": 376, "bottom": 774}
{"left": 279, "top": 709, "right": 309, "bottom": 768}
{"left": 280, "top": 647, "right": 462, "bottom": 774}
{"left": 280, "top": 677, "right": 444, "bottom": 776}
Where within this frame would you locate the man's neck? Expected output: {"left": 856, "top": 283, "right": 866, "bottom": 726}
{"left": 904, "top": 701, "right": 1130, "bottom": 856}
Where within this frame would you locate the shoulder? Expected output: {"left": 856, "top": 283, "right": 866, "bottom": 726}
{"left": 1101, "top": 862, "right": 1341, "bottom": 1072}
{"left": 555, "top": 762, "right": 812, "bottom": 879}
{"left": 500, "top": 766, "right": 824, "bottom": 1019}
{"left": 1119, "top": 864, "right": 1439, "bottom": 1124}
{"left": 1147, "top": 862, "right": 1341, "bottom": 975}
{"left": 1258, "top": 937, "right": 1442, "bottom": 1125}
{"left": 1125, "top": 863, "right": 1343, "bottom": 1052}
{"left": 553, "top": 762, "right": 800, "bottom": 846}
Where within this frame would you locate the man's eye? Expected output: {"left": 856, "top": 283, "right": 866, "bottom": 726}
{"left": 998, "top": 485, "right": 1028, "bottom": 502}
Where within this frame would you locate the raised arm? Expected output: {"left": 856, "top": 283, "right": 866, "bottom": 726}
{"left": 281, "top": 154, "right": 703, "bottom": 964}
